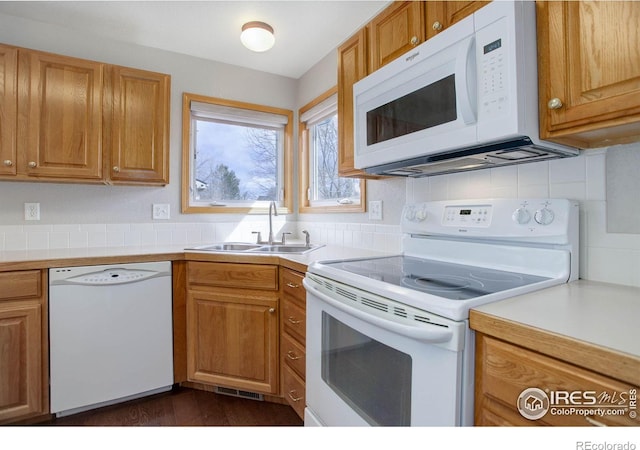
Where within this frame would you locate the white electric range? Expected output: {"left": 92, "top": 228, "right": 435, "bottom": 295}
{"left": 303, "top": 198, "right": 579, "bottom": 426}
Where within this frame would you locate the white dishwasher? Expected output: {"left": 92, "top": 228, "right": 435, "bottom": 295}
{"left": 49, "top": 261, "right": 174, "bottom": 417}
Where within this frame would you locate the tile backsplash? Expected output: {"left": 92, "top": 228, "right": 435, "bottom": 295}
{"left": 1, "top": 145, "right": 638, "bottom": 289}
{"left": 406, "top": 145, "right": 640, "bottom": 288}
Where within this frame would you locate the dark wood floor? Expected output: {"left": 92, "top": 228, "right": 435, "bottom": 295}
{"left": 47, "top": 386, "right": 303, "bottom": 426}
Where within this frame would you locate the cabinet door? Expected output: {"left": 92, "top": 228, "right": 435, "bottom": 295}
{"left": 0, "top": 44, "right": 17, "bottom": 176}
{"left": 476, "top": 334, "right": 640, "bottom": 427}
{"left": 337, "top": 29, "right": 377, "bottom": 179}
{"left": 537, "top": 1, "right": 640, "bottom": 148}
{"left": 426, "top": 1, "right": 489, "bottom": 39}
{"left": 0, "top": 303, "right": 42, "bottom": 423}
{"left": 19, "top": 50, "right": 103, "bottom": 180}
{"left": 368, "top": 1, "right": 425, "bottom": 71}
{"left": 187, "top": 290, "right": 279, "bottom": 394}
{"left": 106, "top": 66, "right": 170, "bottom": 184}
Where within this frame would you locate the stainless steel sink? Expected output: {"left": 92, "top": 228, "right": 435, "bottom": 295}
{"left": 186, "top": 242, "right": 323, "bottom": 255}
{"left": 187, "top": 243, "right": 262, "bottom": 252}
{"left": 247, "top": 244, "right": 324, "bottom": 254}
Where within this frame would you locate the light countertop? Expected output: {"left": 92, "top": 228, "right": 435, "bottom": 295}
{"left": 470, "top": 279, "right": 640, "bottom": 385}
{"left": 0, "top": 243, "right": 393, "bottom": 272}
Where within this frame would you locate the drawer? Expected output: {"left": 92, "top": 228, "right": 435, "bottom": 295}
{"left": 478, "top": 335, "right": 640, "bottom": 427}
{"left": 281, "top": 331, "right": 305, "bottom": 379}
{"left": 282, "top": 363, "right": 305, "bottom": 420}
{"left": 282, "top": 296, "right": 306, "bottom": 343}
{"left": 188, "top": 262, "right": 278, "bottom": 290}
{"left": 281, "top": 269, "right": 305, "bottom": 305}
{"left": 0, "top": 271, "right": 41, "bottom": 302}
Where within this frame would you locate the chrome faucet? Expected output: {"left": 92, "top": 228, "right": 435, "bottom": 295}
{"left": 252, "top": 201, "right": 290, "bottom": 245}
{"left": 267, "top": 200, "right": 277, "bottom": 245}
{"left": 302, "top": 230, "right": 310, "bottom": 247}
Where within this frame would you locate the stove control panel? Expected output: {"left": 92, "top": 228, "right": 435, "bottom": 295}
{"left": 443, "top": 204, "right": 493, "bottom": 227}
{"left": 401, "top": 198, "right": 578, "bottom": 243}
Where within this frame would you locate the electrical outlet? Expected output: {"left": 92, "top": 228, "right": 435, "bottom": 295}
{"left": 369, "top": 200, "right": 382, "bottom": 221}
{"left": 24, "top": 203, "right": 40, "bottom": 221}
{"left": 152, "top": 204, "right": 170, "bottom": 220}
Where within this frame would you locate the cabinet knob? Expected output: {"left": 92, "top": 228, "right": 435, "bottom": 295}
{"left": 3, "top": 160, "right": 13, "bottom": 167}
{"left": 547, "top": 97, "right": 564, "bottom": 110}
{"left": 113, "top": 166, "right": 120, "bottom": 173}
{"left": 287, "top": 316, "right": 301, "bottom": 324}
{"left": 269, "top": 307, "right": 275, "bottom": 313}
{"left": 286, "top": 282, "right": 300, "bottom": 289}
{"left": 286, "top": 351, "right": 302, "bottom": 361}
{"left": 410, "top": 36, "right": 419, "bottom": 46}
{"left": 432, "top": 21, "right": 443, "bottom": 31}
{"left": 28, "top": 161, "right": 37, "bottom": 168}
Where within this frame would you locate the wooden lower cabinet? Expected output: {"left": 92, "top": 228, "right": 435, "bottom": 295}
{"left": 280, "top": 268, "right": 307, "bottom": 419}
{"left": 475, "top": 333, "right": 640, "bottom": 426}
{"left": 0, "top": 270, "right": 48, "bottom": 424}
{"left": 186, "top": 262, "right": 279, "bottom": 395}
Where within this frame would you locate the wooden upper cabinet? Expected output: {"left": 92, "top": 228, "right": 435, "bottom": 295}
{"left": 425, "top": 1, "right": 490, "bottom": 39}
{"left": 0, "top": 44, "right": 17, "bottom": 176}
{"left": 106, "top": 66, "right": 170, "bottom": 185}
{"left": 368, "top": 1, "right": 425, "bottom": 72}
{"left": 19, "top": 50, "right": 104, "bottom": 180}
{"left": 337, "top": 29, "right": 377, "bottom": 178}
{"left": 537, "top": 1, "right": 640, "bottom": 148}
{"left": 0, "top": 43, "right": 170, "bottom": 185}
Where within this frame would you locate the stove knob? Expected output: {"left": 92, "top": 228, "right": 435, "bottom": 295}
{"left": 415, "top": 208, "right": 427, "bottom": 221}
{"left": 534, "top": 207, "right": 555, "bottom": 225}
{"left": 404, "top": 207, "right": 416, "bottom": 221}
{"left": 512, "top": 207, "right": 531, "bottom": 225}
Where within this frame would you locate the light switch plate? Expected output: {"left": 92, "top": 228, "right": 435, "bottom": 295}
{"left": 152, "top": 204, "right": 170, "bottom": 220}
{"left": 24, "top": 203, "right": 40, "bottom": 221}
{"left": 369, "top": 200, "right": 382, "bottom": 220}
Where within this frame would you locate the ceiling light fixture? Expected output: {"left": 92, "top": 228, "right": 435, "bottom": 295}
{"left": 240, "top": 21, "right": 275, "bottom": 52}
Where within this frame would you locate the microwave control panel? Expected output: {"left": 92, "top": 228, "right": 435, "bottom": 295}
{"left": 477, "top": 16, "right": 509, "bottom": 118}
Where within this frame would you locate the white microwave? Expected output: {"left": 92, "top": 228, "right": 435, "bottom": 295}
{"left": 353, "top": 0, "right": 578, "bottom": 177}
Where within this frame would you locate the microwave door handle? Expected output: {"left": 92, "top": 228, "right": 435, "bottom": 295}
{"left": 304, "top": 281, "right": 454, "bottom": 344}
{"left": 455, "top": 36, "right": 477, "bottom": 125}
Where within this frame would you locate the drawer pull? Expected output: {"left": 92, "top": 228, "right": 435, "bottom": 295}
{"left": 288, "top": 390, "right": 303, "bottom": 402}
{"left": 286, "top": 351, "right": 302, "bottom": 361}
{"left": 585, "top": 416, "right": 607, "bottom": 427}
{"left": 286, "top": 282, "right": 300, "bottom": 288}
{"left": 287, "top": 317, "right": 302, "bottom": 324}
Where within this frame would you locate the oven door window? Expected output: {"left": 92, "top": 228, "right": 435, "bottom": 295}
{"left": 321, "top": 312, "right": 412, "bottom": 426}
{"left": 366, "top": 74, "right": 457, "bottom": 146}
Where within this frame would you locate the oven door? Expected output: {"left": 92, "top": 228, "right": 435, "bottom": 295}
{"left": 304, "top": 277, "right": 471, "bottom": 426}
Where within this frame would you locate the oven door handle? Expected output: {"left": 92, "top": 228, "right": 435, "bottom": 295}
{"left": 305, "top": 282, "right": 453, "bottom": 344}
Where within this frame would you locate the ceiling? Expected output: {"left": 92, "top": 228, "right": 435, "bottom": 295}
{"left": 0, "top": 0, "right": 390, "bottom": 79}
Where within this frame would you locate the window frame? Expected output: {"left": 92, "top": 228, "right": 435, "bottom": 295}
{"left": 181, "top": 92, "right": 294, "bottom": 214}
{"left": 298, "top": 86, "right": 365, "bottom": 214}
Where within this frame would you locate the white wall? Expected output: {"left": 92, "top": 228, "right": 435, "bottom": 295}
{"left": 0, "top": 12, "right": 297, "bottom": 227}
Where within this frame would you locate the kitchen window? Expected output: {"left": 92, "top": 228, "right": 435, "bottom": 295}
{"left": 299, "top": 87, "right": 365, "bottom": 213}
{"left": 181, "top": 93, "right": 294, "bottom": 214}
